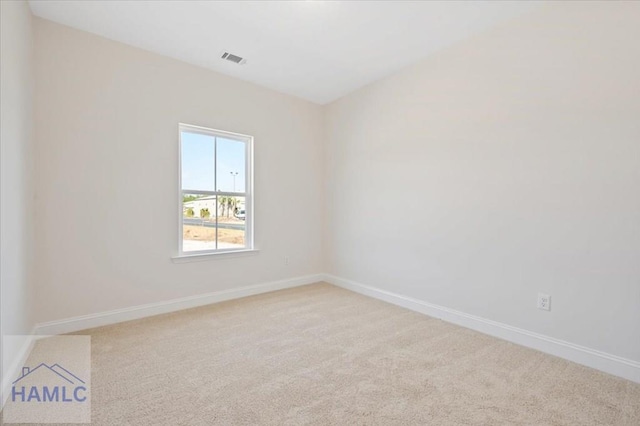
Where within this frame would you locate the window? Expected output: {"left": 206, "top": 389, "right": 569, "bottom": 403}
{"left": 179, "top": 123, "right": 253, "bottom": 255}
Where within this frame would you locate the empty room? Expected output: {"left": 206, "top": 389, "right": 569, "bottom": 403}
{"left": 1, "top": 0, "right": 639, "bottom": 424}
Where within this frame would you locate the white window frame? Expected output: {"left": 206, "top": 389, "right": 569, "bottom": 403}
{"left": 177, "top": 123, "right": 254, "bottom": 257}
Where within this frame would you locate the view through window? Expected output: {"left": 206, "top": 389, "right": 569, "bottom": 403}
{"left": 179, "top": 124, "right": 252, "bottom": 254}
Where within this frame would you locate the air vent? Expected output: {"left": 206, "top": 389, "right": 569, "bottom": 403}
{"left": 221, "top": 51, "right": 246, "bottom": 65}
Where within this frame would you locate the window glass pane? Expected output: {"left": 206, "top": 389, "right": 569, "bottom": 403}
{"left": 182, "top": 193, "right": 217, "bottom": 252}
{"left": 216, "top": 195, "right": 246, "bottom": 249}
{"left": 216, "top": 137, "right": 246, "bottom": 193}
{"left": 181, "top": 132, "right": 215, "bottom": 191}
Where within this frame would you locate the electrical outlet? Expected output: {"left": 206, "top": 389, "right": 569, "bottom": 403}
{"left": 284, "top": 256, "right": 290, "bottom": 266}
{"left": 537, "top": 293, "right": 551, "bottom": 311}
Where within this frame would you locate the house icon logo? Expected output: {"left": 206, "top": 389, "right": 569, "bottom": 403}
{"left": 12, "top": 363, "right": 88, "bottom": 403}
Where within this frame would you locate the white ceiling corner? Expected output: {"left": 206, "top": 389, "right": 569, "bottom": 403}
{"left": 28, "top": 1, "right": 537, "bottom": 105}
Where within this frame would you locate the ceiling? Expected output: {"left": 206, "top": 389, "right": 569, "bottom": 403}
{"left": 28, "top": 1, "right": 537, "bottom": 105}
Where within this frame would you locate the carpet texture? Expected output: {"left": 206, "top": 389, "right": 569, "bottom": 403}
{"left": 8, "top": 283, "right": 640, "bottom": 425}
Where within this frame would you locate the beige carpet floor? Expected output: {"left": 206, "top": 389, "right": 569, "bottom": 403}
{"left": 6, "top": 282, "right": 640, "bottom": 425}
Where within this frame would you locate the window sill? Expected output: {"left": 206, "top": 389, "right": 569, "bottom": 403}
{"left": 171, "top": 249, "right": 260, "bottom": 263}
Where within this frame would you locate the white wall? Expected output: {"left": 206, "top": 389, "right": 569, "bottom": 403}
{"left": 33, "top": 19, "right": 324, "bottom": 323}
{"left": 1, "top": 0, "right": 35, "bottom": 388}
{"left": 325, "top": 2, "right": 640, "bottom": 362}
{"left": 17, "top": 0, "right": 640, "bottom": 372}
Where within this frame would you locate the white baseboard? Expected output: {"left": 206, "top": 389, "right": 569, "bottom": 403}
{"left": 24, "top": 272, "right": 640, "bottom": 385}
{"left": 323, "top": 274, "right": 640, "bottom": 384}
{"left": 35, "top": 274, "right": 324, "bottom": 336}
{"left": 1, "top": 330, "right": 37, "bottom": 408}
{"left": 3, "top": 274, "right": 321, "bottom": 409}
